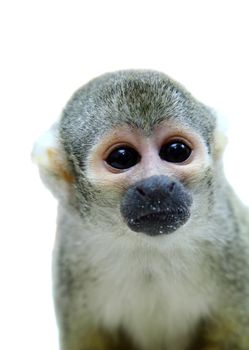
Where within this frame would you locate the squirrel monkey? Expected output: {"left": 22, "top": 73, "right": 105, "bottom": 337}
{"left": 33, "top": 70, "right": 249, "bottom": 350}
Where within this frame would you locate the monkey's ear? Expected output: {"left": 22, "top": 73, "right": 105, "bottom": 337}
{"left": 32, "top": 122, "right": 74, "bottom": 198}
{"left": 213, "top": 113, "right": 228, "bottom": 159}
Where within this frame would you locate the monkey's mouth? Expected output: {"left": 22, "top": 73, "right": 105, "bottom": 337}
{"left": 133, "top": 211, "right": 171, "bottom": 223}
{"left": 126, "top": 208, "right": 190, "bottom": 236}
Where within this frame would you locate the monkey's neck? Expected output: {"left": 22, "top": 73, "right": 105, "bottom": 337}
{"left": 56, "top": 204, "right": 221, "bottom": 350}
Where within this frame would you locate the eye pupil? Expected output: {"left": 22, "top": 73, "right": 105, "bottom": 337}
{"left": 159, "top": 141, "right": 191, "bottom": 163}
{"left": 106, "top": 146, "right": 140, "bottom": 170}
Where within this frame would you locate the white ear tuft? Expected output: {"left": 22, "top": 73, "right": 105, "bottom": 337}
{"left": 213, "top": 110, "right": 228, "bottom": 159}
{"left": 32, "top": 123, "right": 74, "bottom": 184}
{"left": 32, "top": 123, "right": 58, "bottom": 170}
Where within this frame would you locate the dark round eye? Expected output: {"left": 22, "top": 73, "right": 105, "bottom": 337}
{"left": 105, "top": 146, "right": 141, "bottom": 170}
{"left": 159, "top": 140, "right": 192, "bottom": 163}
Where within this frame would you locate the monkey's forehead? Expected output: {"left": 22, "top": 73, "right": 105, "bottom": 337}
{"left": 60, "top": 70, "right": 216, "bottom": 155}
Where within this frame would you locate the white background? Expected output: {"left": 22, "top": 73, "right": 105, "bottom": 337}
{"left": 1, "top": 1, "right": 249, "bottom": 349}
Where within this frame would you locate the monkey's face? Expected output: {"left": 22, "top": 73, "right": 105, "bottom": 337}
{"left": 85, "top": 122, "right": 211, "bottom": 236}
{"left": 58, "top": 71, "right": 220, "bottom": 237}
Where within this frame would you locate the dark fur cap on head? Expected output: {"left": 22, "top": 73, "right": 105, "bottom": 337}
{"left": 60, "top": 70, "right": 216, "bottom": 170}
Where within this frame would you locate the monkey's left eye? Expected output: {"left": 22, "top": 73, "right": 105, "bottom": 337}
{"left": 159, "top": 140, "right": 192, "bottom": 163}
{"left": 105, "top": 146, "right": 141, "bottom": 170}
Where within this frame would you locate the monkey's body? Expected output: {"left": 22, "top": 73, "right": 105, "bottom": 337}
{"left": 34, "top": 71, "right": 249, "bottom": 350}
{"left": 53, "top": 183, "right": 249, "bottom": 350}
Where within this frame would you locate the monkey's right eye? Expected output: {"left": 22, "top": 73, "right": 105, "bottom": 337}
{"left": 105, "top": 146, "right": 141, "bottom": 170}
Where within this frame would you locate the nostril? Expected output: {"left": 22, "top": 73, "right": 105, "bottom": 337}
{"left": 168, "top": 182, "right": 176, "bottom": 193}
{"left": 136, "top": 187, "right": 146, "bottom": 197}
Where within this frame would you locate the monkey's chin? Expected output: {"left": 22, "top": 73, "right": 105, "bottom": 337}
{"left": 126, "top": 211, "right": 190, "bottom": 236}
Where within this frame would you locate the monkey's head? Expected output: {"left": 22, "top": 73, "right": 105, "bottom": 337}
{"left": 34, "top": 70, "right": 226, "bottom": 238}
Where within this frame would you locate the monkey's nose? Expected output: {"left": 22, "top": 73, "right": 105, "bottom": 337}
{"left": 120, "top": 175, "right": 192, "bottom": 236}
{"left": 135, "top": 177, "right": 176, "bottom": 200}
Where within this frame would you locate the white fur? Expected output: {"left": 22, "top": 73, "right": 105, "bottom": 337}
{"left": 56, "top": 204, "right": 219, "bottom": 350}
{"left": 32, "top": 123, "right": 59, "bottom": 170}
